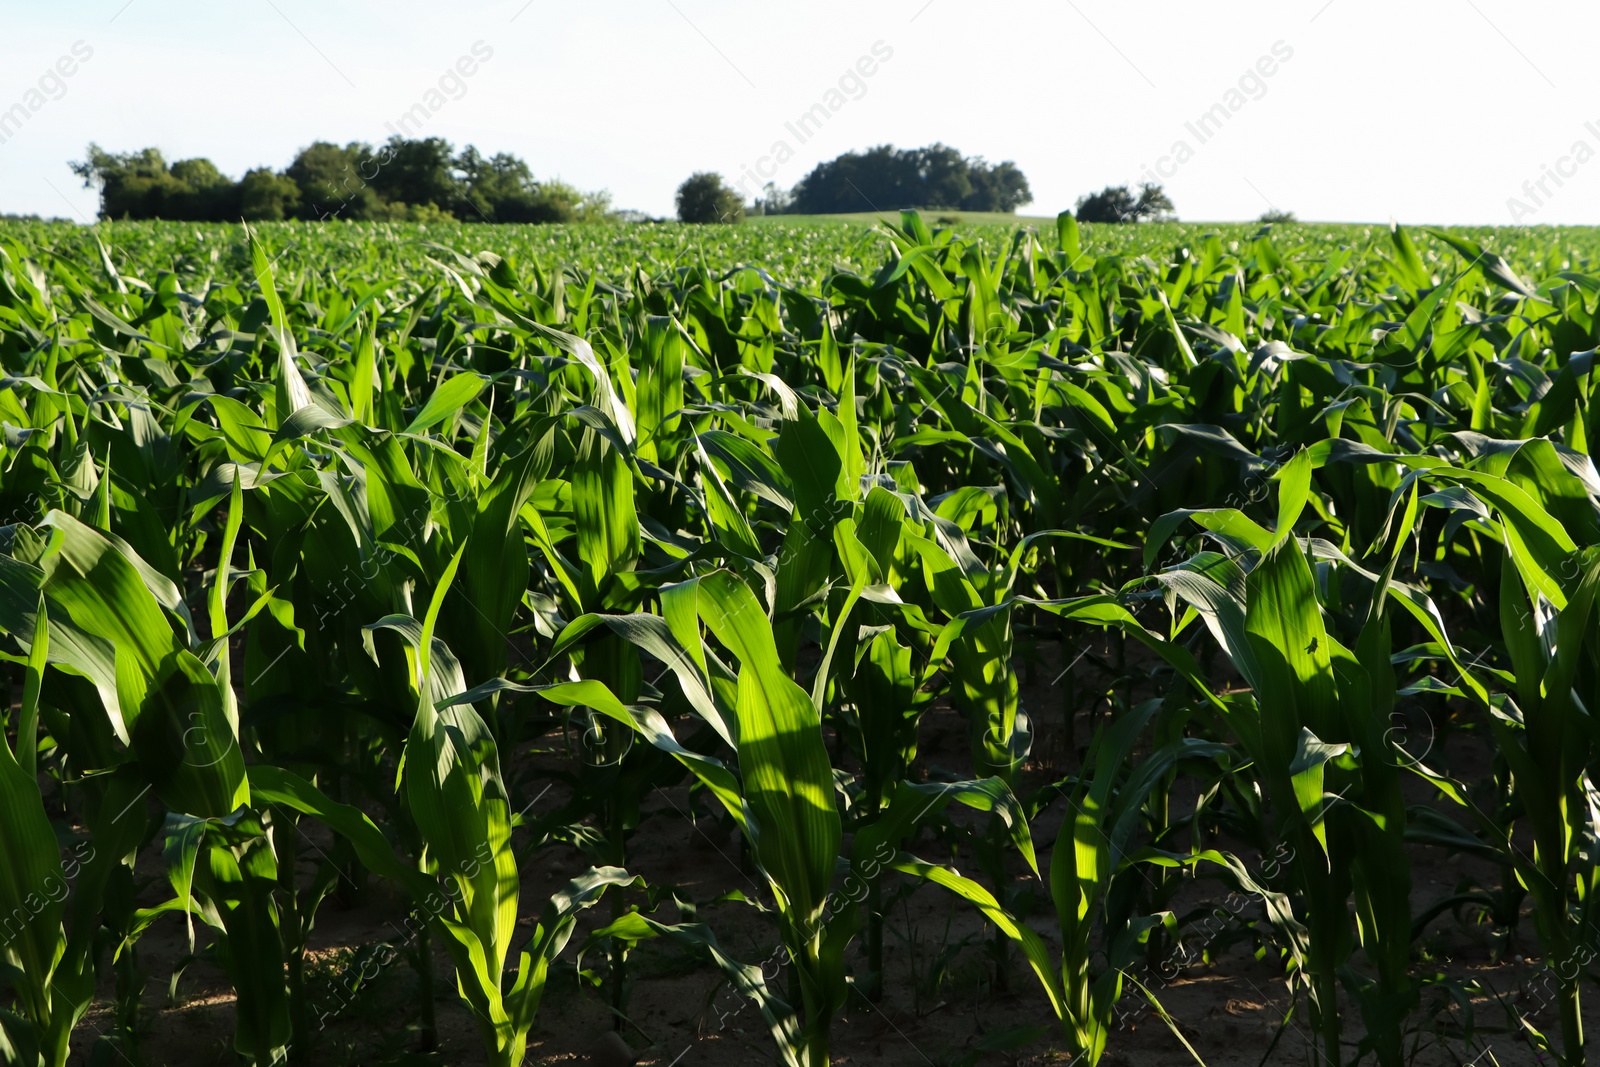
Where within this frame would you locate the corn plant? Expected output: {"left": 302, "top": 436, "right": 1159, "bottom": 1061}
{"left": 7, "top": 209, "right": 1600, "bottom": 1067}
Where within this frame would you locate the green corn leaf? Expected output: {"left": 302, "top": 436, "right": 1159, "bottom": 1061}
{"left": 891, "top": 856, "right": 1066, "bottom": 1021}
{"left": 1243, "top": 539, "right": 1340, "bottom": 845}
{"left": 132, "top": 649, "right": 249, "bottom": 818}
{"left": 545, "top": 611, "right": 736, "bottom": 747}
{"left": 859, "top": 778, "right": 1037, "bottom": 875}
{"left": 1288, "top": 727, "right": 1349, "bottom": 856}
{"left": 698, "top": 571, "right": 841, "bottom": 927}
{"left": 18, "top": 594, "right": 47, "bottom": 778}
{"left": 0, "top": 713, "right": 66, "bottom": 1016}
{"left": 573, "top": 428, "right": 640, "bottom": 600}
{"left": 505, "top": 866, "right": 639, "bottom": 1036}
{"left": 495, "top": 676, "right": 749, "bottom": 832}
{"left": 351, "top": 305, "right": 378, "bottom": 423}
{"left": 247, "top": 766, "right": 437, "bottom": 904}
{"left": 578, "top": 911, "right": 806, "bottom": 1067}
{"left": 246, "top": 223, "right": 312, "bottom": 419}
{"left": 404, "top": 371, "right": 485, "bottom": 435}
{"left": 1273, "top": 448, "right": 1314, "bottom": 543}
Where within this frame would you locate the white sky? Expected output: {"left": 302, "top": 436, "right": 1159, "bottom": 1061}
{"left": 0, "top": 0, "right": 1596, "bottom": 225}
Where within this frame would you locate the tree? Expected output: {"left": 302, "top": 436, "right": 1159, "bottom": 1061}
{"left": 788, "top": 145, "right": 914, "bottom": 214}
{"left": 1133, "top": 183, "right": 1175, "bottom": 221}
{"left": 70, "top": 145, "right": 243, "bottom": 220}
{"left": 1258, "top": 208, "right": 1296, "bottom": 224}
{"left": 285, "top": 141, "right": 384, "bottom": 221}
{"left": 71, "top": 144, "right": 187, "bottom": 220}
{"left": 166, "top": 157, "right": 240, "bottom": 220}
{"left": 453, "top": 148, "right": 612, "bottom": 223}
{"left": 963, "top": 160, "right": 1031, "bottom": 213}
{"left": 750, "top": 182, "right": 792, "bottom": 216}
{"left": 240, "top": 168, "right": 301, "bottom": 221}
{"left": 69, "top": 138, "right": 611, "bottom": 224}
{"left": 456, "top": 146, "right": 531, "bottom": 220}
{"left": 366, "top": 136, "right": 459, "bottom": 215}
{"left": 918, "top": 143, "right": 973, "bottom": 211}
{"left": 676, "top": 172, "right": 744, "bottom": 224}
{"left": 786, "top": 144, "right": 1032, "bottom": 215}
{"left": 1073, "top": 185, "right": 1135, "bottom": 223}
{"left": 1074, "top": 183, "right": 1174, "bottom": 223}
{"left": 532, "top": 179, "right": 613, "bottom": 223}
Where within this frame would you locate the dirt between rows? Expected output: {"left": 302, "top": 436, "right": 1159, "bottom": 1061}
{"left": 59, "top": 634, "right": 1588, "bottom": 1067}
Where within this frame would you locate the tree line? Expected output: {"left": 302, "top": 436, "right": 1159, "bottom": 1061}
{"left": 675, "top": 143, "right": 1036, "bottom": 223}
{"left": 70, "top": 138, "right": 613, "bottom": 223}
{"left": 681, "top": 164, "right": 1182, "bottom": 225}
{"left": 72, "top": 138, "right": 1036, "bottom": 225}
{"left": 777, "top": 143, "right": 1033, "bottom": 215}
{"left": 680, "top": 148, "right": 1193, "bottom": 226}
{"left": 69, "top": 136, "right": 1204, "bottom": 226}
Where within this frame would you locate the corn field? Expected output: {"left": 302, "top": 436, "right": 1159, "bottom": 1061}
{"left": 1, "top": 213, "right": 1598, "bottom": 1067}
